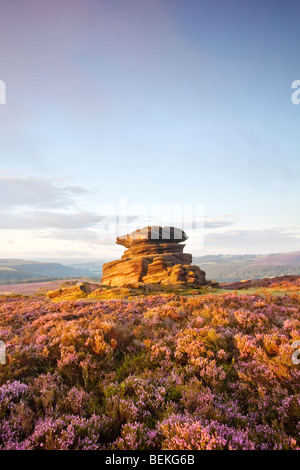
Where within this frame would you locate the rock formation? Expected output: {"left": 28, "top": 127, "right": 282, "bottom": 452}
{"left": 100, "top": 226, "right": 207, "bottom": 288}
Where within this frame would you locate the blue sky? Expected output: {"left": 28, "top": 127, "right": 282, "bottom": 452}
{"left": 0, "top": 0, "right": 299, "bottom": 260}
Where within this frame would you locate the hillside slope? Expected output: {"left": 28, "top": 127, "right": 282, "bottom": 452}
{"left": 0, "top": 259, "right": 94, "bottom": 284}
{"left": 193, "top": 252, "right": 300, "bottom": 282}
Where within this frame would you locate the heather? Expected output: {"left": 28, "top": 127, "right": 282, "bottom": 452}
{"left": 221, "top": 275, "right": 300, "bottom": 292}
{"left": 0, "top": 291, "right": 299, "bottom": 450}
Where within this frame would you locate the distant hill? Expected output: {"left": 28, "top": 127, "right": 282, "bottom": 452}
{"left": 68, "top": 260, "right": 104, "bottom": 277}
{"left": 2, "top": 251, "right": 300, "bottom": 285}
{"left": 0, "top": 259, "right": 96, "bottom": 285}
{"left": 251, "top": 252, "right": 300, "bottom": 266}
{"left": 70, "top": 253, "right": 300, "bottom": 283}
{"left": 193, "top": 252, "right": 300, "bottom": 282}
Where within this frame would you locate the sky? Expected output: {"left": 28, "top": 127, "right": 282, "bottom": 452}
{"left": 0, "top": 0, "right": 300, "bottom": 261}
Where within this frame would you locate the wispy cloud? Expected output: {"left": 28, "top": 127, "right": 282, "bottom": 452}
{"left": 0, "top": 211, "right": 103, "bottom": 230}
{"left": 203, "top": 228, "right": 300, "bottom": 253}
{"left": 44, "top": 230, "right": 113, "bottom": 246}
{"left": 204, "top": 215, "right": 236, "bottom": 229}
{"left": 0, "top": 175, "right": 89, "bottom": 208}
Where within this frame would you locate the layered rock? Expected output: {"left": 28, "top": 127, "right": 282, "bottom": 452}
{"left": 100, "top": 226, "right": 207, "bottom": 288}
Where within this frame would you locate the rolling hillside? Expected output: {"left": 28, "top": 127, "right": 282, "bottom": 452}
{"left": 70, "top": 252, "right": 300, "bottom": 283}
{"left": 1, "top": 251, "right": 300, "bottom": 284}
{"left": 193, "top": 252, "right": 300, "bottom": 282}
{"left": 0, "top": 259, "right": 95, "bottom": 284}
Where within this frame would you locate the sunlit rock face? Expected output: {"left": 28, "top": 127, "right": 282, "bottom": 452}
{"left": 100, "top": 226, "right": 207, "bottom": 288}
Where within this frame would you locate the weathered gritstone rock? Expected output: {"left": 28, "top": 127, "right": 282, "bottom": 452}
{"left": 46, "top": 281, "right": 101, "bottom": 300}
{"left": 100, "top": 226, "right": 207, "bottom": 288}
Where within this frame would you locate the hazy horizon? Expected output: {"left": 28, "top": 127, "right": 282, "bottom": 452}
{"left": 1, "top": 249, "right": 300, "bottom": 266}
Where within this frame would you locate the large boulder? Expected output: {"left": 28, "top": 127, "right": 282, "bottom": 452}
{"left": 100, "top": 226, "right": 207, "bottom": 288}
